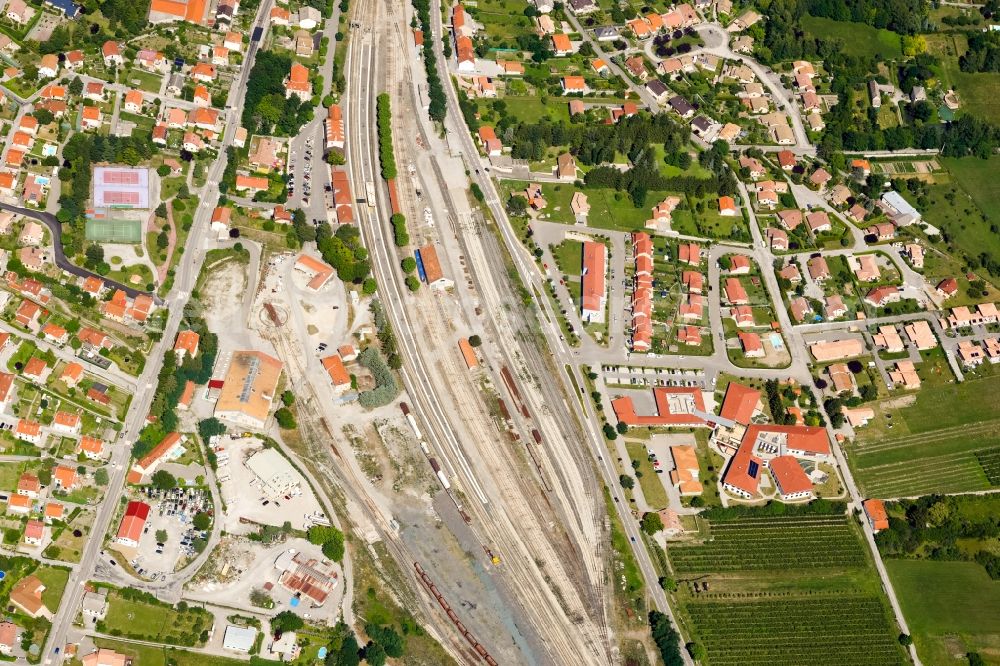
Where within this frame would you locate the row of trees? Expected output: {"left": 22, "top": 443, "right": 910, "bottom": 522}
{"left": 410, "top": 0, "right": 447, "bottom": 122}
{"left": 376, "top": 94, "right": 397, "bottom": 180}
{"left": 506, "top": 113, "right": 690, "bottom": 167}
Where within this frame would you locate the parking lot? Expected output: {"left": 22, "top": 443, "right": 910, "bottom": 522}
{"left": 216, "top": 438, "right": 324, "bottom": 534}
{"left": 125, "top": 487, "right": 212, "bottom": 579}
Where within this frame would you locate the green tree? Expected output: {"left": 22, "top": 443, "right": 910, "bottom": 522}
{"left": 404, "top": 276, "right": 420, "bottom": 291}
{"left": 197, "top": 418, "right": 226, "bottom": 443}
{"left": 95, "top": 468, "right": 109, "bottom": 485}
{"left": 619, "top": 474, "right": 634, "bottom": 490}
{"left": 899, "top": 633, "right": 913, "bottom": 647}
{"left": 155, "top": 529, "right": 168, "bottom": 543}
{"left": 362, "top": 278, "right": 377, "bottom": 295}
{"left": 271, "top": 610, "right": 304, "bottom": 634}
{"left": 275, "top": 408, "right": 297, "bottom": 429}
{"left": 151, "top": 470, "right": 176, "bottom": 490}
{"left": 641, "top": 512, "right": 663, "bottom": 535}
{"left": 68, "top": 76, "right": 83, "bottom": 97}
{"left": 659, "top": 576, "right": 677, "bottom": 592}
{"left": 401, "top": 257, "right": 417, "bottom": 273}
{"left": 468, "top": 335, "right": 482, "bottom": 347}
{"left": 686, "top": 642, "right": 707, "bottom": 661}
{"left": 193, "top": 512, "right": 211, "bottom": 531}
{"left": 281, "top": 390, "right": 296, "bottom": 406}
{"left": 362, "top": 642, "right": 386, "bottom": 666}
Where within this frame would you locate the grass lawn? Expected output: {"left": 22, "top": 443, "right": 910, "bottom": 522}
{"left": 160, "top": 175, "right": 187, "bottom": 201}
{"left": 123, "top": 69, "right": 164, "bottom": 94}
{"left": 505, "top": 180, "right": 689, "bottom": 232}
{"left": 887, "top": 559, "right": 1000, "bottom": 665}
{"left": 101, "top": 591, "right": 212, "bottom": 645}
{"left": 551, "top": 239, "right": 583, "bottom": 276}
{"left": 801, "top": 15, "right": 902, "bottom": 59}
{"left": 625, "top": 440, "right": 669, "bottom": 510}
{"left": 930, "top": 33, "right": 1000, "bottom": 125}
{"left": 33, "top": 565, "right": 70, "bottom": 610}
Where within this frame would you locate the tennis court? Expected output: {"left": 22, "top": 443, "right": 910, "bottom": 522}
{"left": 85, "top": 218, "right": 143, "bottom": 243}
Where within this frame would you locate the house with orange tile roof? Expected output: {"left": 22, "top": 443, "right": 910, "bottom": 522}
{"left": 719, "top": 382, "right": 762, "bottom": 426}
{"left": 0, "top": 620, "right": 16, "bottom": 655}
{"left": 133, "top": 432, "right": 185, "bottom": 476}
{"left": 43, "top": 502, "right": 63, "bottom": 524}
{"left": 676, "top": 325, "right": 701, "bottom": 346}
{"left": 122, "top": 89, "right": 144, "bottom": 114}
{"left": 321, "top": 355, "right": 351, "bottom": 394}
{"left": 724, "top": 277, "right": 748, "bottom": 305}
{"left": 52, "top": 411, "right": 82, "bottom": 436}
{"left": 581, "top": 241, "right": 607, "bottom": 323}
{"left": 190, "top": 61, "right": 216, "bottom": 83}
{"left": 102, "top": 41, "right": 123, "bottom": 66}
{"left": 550, "top": 33, "right": 572, "bottom": 55}
{"left": 22, "top": 357, "right": 48, "bottom": 383}
{"left": 10, "top": 575, "right": 49, "bottom": 618}
{"left": 294, "top": 254, "right": 335, "bottom": 291}
{"left": 149, "top": 0, "right": 210, "bottom": 24}
{"left": 669, "top": 445, "right": 702, "bottom": 495}
{"left": 6, "top": 493, "right": 30, "bottom": 515}
{"left": 718, "top": 196, "right": 738, "bottom": 216}
{"left": 235, "top": 174, "right": 269, "bottom": 193}
{"left": 863, "top": 499, "right": 889, "bottom": 531}
{"left": 611, "top": 387, "right": 709, "bottom": 427}
{"left": 769, "top": 455, "right": 813, "bottom": 500}
{"left": 53, "top": 465, "right": 78, "bottom": 490}
{"left": 16, "top": 472, "right": 39, "bottom": 498}
{"left": 178, "top": 379, "right": 196, "bottom": 410}
{"left": 0, "top": 371, "right": 14, "bottom": 409}
{"left": 15, "top": 299, "right": 41, "bottom": 329}
{"left": 174, "top": 330, "right": 200, "bottom": 359}
{"left": 679, "top": 243, "right": 700, "bottom": 266}
{"left": 26, "top": 522, "right": 50, "bottom": 557}
{"left": 77, "top": 436, "right": 106, "bottom": 461}
{"left": 738, "top": 331, "right": 764, "bottom": 357}
{"left": 561, "top": 76, "right": 586, "bottom": 94}
{"left": 41, "top": 323, "right": 67, "bottom": 344}
{"left": 77, "top": 327, "right": 112, "bottom": 349}
{"left": 15, "top": 419, "right": 42, "bottom": 445}
{"left": 81, "top": 105, "right": 102, "bottom": 130}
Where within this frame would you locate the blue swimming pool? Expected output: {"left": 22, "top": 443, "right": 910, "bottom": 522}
{"left": 769, "top": 333, "right": 784, "bottom": 350}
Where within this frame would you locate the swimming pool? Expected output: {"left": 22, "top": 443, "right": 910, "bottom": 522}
{"left": 769, "top": 333, "right": 784, "bottom": 350}
{"left": 34, "top": 176, "right": 50, "bottom": 186}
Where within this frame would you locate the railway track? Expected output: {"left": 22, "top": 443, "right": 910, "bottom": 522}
{"left": 341, "top": 0, "right": 615, "bottom": 661}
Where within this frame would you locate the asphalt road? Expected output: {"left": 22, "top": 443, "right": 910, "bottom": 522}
{"left": 0, "top": 201, "right": 157, "bottom": 302}
{"left": 41, "top": 0, "right": 276, "bottom": 659}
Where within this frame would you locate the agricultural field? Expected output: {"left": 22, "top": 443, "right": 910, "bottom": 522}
{"left": 845, "top": 375, "right": 1000, "bottom": 497}
{"left": 800, "top": 15, "right": 902, "bottom": 60}
{"left": 668, "top": 513, "right": 867, "bottom": 573}
{"left": 667, "top": 507, "right": 906, "bottom": 665}
{"left": 685, "top": 594, "right": 905, "bottom": 666}
{"left": 887, "top": 560, "right": 1000, "bottom": 665}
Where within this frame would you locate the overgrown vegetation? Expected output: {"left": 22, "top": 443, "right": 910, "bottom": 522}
{"left": 241, "top": 51, "right": 315, "bottom": 137}
{"left": 132, "top": 316, "right": 218, "bottom": 461}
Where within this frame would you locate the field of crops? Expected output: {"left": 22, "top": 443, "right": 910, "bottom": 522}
{"left": 848, "top": 420, "right": 1000, "bottom": 497}
{"left": 668, "top": 514, "right": 867, "bottom": 573}
{"left": 686, "top": 594, "right": 907, "bottom": 666}
{"left": 976, "top": 448, "right": 1000, "bottom": 485}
